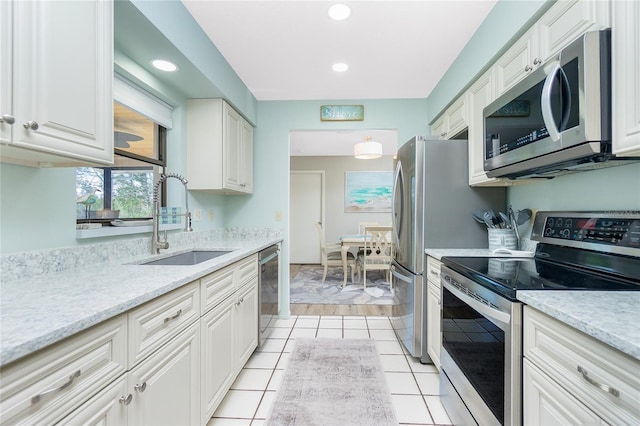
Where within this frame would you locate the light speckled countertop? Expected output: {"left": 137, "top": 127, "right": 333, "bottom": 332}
{"left": 0, "top": 235, "right": 281, "bottom": 367}
{"left": 426, "top": 248, "right": 496, "bottom": 260}
{"left": 517, "top": 291, "right": 640, "bottom": 360}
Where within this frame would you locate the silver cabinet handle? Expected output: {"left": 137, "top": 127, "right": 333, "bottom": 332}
{"left": 119, "top": 394, "right": 133, "bottom": 405}
{"left": 524, "top": 64, "right": 533, "bottom": 72}
{"left": 0, "top": 114, "right": 15, "bottom": 124}
{"left": 577, "top": 366, "right": 620, "bottom": 397}
{"left": 31, "top": 370, "right": 81, "bottom": 404}
{"left": 23, "top": 120, "right": 39, "bottom": 130}
{"left": 134, "top": 382, "right": 147, "bottom": 393}
{"left": 533, "top": 57, "right": 542, "bottom": 65}
{"left": 164, "top": 309, "right": 182, "bottom": 324}
{"left": 430, "top": 270, "right": 439, "bottom": 276}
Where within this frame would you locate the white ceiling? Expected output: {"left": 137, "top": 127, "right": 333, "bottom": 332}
{"left": 181, "top": 0, "right": 497, "bottom": 101}
{"left": 179, "top": 1, "right": 497, "bottom": 156}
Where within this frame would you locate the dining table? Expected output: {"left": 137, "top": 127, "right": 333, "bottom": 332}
{"left": 339, "top": 234, "right": 368, "bottom": 286}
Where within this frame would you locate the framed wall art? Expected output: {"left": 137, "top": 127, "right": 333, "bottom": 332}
{"left": 344, "top": 171, "right": 393, "bottom": 213}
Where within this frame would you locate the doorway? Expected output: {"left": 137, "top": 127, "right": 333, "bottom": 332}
{"left": 290, "top": 170, "right": 324, "bottom": 264}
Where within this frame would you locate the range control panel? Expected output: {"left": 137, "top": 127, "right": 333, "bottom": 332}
{"left": 532, "top": 212, "right": 640, "bottom": 253}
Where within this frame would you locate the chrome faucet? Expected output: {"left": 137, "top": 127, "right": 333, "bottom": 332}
{"left": 152, "top": 172, "right": 193, "bottom": 254}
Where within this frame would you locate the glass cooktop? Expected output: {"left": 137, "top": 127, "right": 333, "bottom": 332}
{"left": 441, "top": 245, "right": 640, "bottom": 301}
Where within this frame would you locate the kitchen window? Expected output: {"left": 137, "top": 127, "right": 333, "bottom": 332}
{"left": 76, "top": 75, "right": 173, "bottom": 223}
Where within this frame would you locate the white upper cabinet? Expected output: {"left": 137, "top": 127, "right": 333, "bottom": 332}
{"left": 186, "top": 99, "right": 254, "bottom": 194}
{"left": 495, "top": 27, "right": 540, "bottom": 95}
{"left": 430, "top": 96, "right": 467, "bottom": 140}
{"left": 466, "top": 69, "right": 514, "bottom": 186}
{"left": 496, "top": 0, "right": 610, "bottom": 96}
{"left": 612, "top": 0, "right": 640, "bottom": 156}
{"left": 0, "top": 0, "right": 113, "bottom": 167}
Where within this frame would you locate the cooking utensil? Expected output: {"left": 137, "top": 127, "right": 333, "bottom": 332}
{"left": 472, "top": 209, "right": 487, "bottom": 224}
{"left": 507, "top": 205, "right": 520, "bottom": 250}
{"left": 499, "top": 212, "right": 510, "bottom": 229}
{"left": 516, "top": 208, "right": 532, "bottom": 225}
{"left": 483, "top": 211, "right": 496, "bottom": 228}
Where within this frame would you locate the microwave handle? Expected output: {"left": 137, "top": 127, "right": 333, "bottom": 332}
{"left": 541, "top": 62, "right": 562, "bottom": 142}
{"left": 541, "top": 63, "right": 572, "bottom": 142}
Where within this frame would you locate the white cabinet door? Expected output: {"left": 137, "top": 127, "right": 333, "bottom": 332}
{"left": 430, "top": 115, "right": 446, "bottom": 140}
{"left": 524, "top": 359, "right": 606, "bottom": 425}
{"left": 1, "top": 0, "right": 113, "bottom": 167}
{"left": 495, "top": 28, "right": 538, "bottom": 95}
{"left": 223, "top": 102, "right": 242, "bottom": 191}
{"left": 430, "top": 97, "right": 467, "bottom": 141}
{"left": 58, "top": 376, "right": 128, "bottom": 426}
{"left": 240, "top": 119, "right": 254, "bottom": 192}
{"left": 236, "top": 279, "right": 259, "bottom": 370}
{"left": 537, "top": 0, "right": 610, "bottom": 60}
{"left": 201, "top": 296, "right": 236, "bottom": 423}
{"left": 612, "top": 0, "right": 640, "bottom": 156}
{"left": 128, "top": 323, "right": 200, "bottom": 426}
{"left": 0, "top": 1, "right": 12, "bottom": 145}
{"left": 186, "top": 99, "right": 254, "bottom": 194}
{"left": 426, "top": 280, "right": 441, "bottom": 370}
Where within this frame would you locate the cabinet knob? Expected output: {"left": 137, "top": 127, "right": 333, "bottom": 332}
{"left": 134, "top": 382, "right": 147, "bottom": 393}
{"left": 119, "top": 394, "right": 133, "bottom": 405}
{"left": 23, "top": 120, "right": 39, "bottom": 130}
{"left": 533, "top": 57, "right": 542, "bottom": 65}
{"left": 524, "top": 65, "right": 533, "bottom": 72}
{"left": 0, "top": 114, "right": 15, "bottom": 124}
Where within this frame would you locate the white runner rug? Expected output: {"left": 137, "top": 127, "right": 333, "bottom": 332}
{"left": 266, "top": 338, "right": 398, "bottom": 426}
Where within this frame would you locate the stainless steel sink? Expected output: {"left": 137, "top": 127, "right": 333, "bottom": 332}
{"left": 142, "top": 250, "right": 232, "bottom": 266}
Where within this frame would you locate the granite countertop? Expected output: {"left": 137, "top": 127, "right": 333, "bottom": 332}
{"left": 517, "top": 291, "right": 640, "bottom": 361}
{"left": 0, "top": 236, "right": 282, "bottom": 367}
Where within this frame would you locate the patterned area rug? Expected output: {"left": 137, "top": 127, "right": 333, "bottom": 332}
{"left": 265, "top": 338, "right": 398, "bottom": 426}
{"left": 290, "top": 265, "right": 393, "bottom": 305}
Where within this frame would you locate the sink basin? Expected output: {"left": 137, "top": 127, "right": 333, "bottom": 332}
{"left": 142, "top": 250, "right": 232, "bottom": 266}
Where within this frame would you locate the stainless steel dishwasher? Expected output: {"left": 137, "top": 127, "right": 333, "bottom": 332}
{"left": 258, "top": 244, "right": 279, "bottom": 345}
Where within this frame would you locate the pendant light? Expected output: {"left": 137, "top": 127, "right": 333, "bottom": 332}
{"left": 354, "top": 136, "right": 382, "bottom": 159}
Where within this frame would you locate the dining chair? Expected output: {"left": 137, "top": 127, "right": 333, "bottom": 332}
{"left": 315, "top": 222, "right": 357, "bottom": 287}
{"left": 358, "top": 225, "right": 393, "bottom": 289}
{"left": 358, "top": 221, "right": 379, "bottom": 234}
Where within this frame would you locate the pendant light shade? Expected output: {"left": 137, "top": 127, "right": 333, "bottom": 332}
{"left": 354, "top": 137, "right": 382, "bottom": 159}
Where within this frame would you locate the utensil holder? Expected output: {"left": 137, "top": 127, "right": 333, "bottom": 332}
{"left": 488, "top": 228, "right": 518, "bottom": 251}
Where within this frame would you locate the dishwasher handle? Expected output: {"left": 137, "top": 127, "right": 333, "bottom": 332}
{"left": 259, "top": 250, "right": 279, "bottom": 265}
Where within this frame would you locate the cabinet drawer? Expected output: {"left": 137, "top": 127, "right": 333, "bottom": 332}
{"left": 201, "top": 265, "right": 236, "bottom": 314}
{"left": 128, "top": 281, "right": 200, "bottom": 367}
{"left": 524, "top": 307, "right": 640, "bottom": 425}
{"left": 237, "top": 254, "right": 258, "bottom": 286}
{"left": 0, "top": 315, "right": 127, "bottom": 425}
{"left": 426, "top": 256, "right": 442, "bottom": 286}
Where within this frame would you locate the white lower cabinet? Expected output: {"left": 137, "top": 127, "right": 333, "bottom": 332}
{"left": 201, "top": 267, "right": 259, "bottom": 423}
{"left": 127, "top": 322, "right": 201, "bottom": 426}
{"left": 2, "top": 254, "right": 260, "bottom": 426}
{"left": 201, "top": 295, "right": 236, "bottom": 422}
{"left": 57, "top": 376, "right": 129, "bottom": 426}
{"left": 523, "top": 306, "right": 640, "bottom": 425}
{"left": 524, "top": 359, "right": 605, "bottom": 425}
{"left": 426, "top": 256, "right": 442, "bottom": 370}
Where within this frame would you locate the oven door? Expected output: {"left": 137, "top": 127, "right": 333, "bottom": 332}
{"left": 439, "top": 266, "right": 522, "bottom": 426}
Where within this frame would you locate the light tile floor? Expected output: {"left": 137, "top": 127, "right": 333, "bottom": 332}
{"left": 207, "top": 315, "right": 452, "bottom": 426}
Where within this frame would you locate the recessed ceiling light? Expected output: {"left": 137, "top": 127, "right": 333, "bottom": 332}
{"left": 151, "top": 59, "right": 178, "bottom": 72}
{"left": 328, "top": 4, "right": 351, "bottom": 21}
{"left": 332, "top": 63, "right": 349, "bottom": 72}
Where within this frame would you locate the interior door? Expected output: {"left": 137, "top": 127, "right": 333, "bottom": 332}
{"left": 290, "top": 171, "right": 323, "bottom": 264}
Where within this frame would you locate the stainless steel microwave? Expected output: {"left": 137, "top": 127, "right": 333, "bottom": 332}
{"left": 482, "top": 29, "right": 631, "bottom": 179}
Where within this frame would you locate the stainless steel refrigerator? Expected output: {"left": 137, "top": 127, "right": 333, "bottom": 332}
{"left": 390, "top": 136, "right": 505, "bottom": 363}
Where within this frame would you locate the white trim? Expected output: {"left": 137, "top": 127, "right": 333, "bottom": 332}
{"left": 114, "top": 74, "right": 174, "bottom": 128}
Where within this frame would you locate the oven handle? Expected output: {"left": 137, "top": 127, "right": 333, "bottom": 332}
{"left": 443, "top": 280, "right": 511, "bottom": 327}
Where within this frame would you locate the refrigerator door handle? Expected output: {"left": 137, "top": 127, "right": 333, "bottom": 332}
{"left": 391, "top": 265, "right": 413, "bottom": 283}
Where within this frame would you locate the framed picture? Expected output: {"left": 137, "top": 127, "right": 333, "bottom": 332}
{"left": 345, "top": 171, "right": 393, "bottom": 213}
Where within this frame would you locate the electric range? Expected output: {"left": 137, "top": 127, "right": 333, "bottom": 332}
{"left": 438, "top": 211, "right": 640, "bottom": 426}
